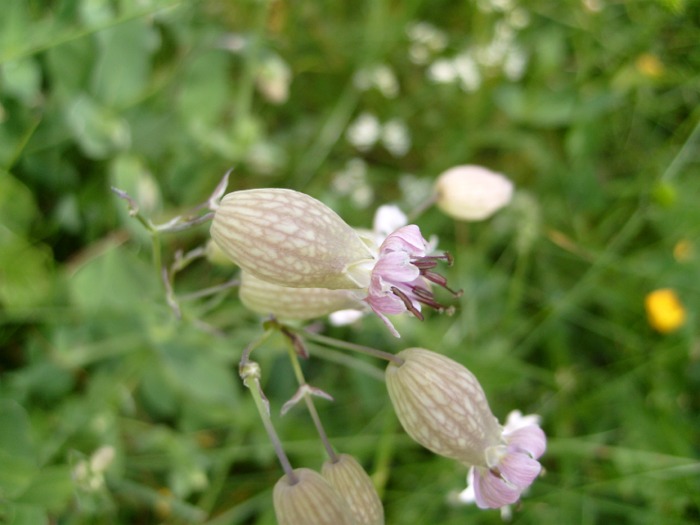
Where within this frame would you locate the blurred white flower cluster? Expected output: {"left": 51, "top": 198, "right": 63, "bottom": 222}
{"left": 408, "top": 2, "right": 531, "bottom": 93}
{"left": 346, "top": 113, "right": 411, "bottom": 157}
{"left": 353, "top": 64, "right": 400, "bottom": 99}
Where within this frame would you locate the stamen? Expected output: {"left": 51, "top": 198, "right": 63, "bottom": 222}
{"left": 390, "top": 286, "right": 424, "bottom": 320}
{"left": 411, "top": 287, "right": 446, "bottom": 311}
{"left": 422, "top": 270, "right": 463, "bottom": 297}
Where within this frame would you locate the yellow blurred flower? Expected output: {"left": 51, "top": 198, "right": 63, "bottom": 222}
{"left": 645, "top": 289, "right": 686, "bottom": 333}
{"left": 635, "top": 53, "right": 665, "bottom": 78}
{"left": 673, "top": 239, "right": 694, "bottom": 263}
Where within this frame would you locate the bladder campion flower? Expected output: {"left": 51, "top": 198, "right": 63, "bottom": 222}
{"left": 322, "top": 454, "right": 384, "bottom": 525}
{"left": 211, "top": 189, "right": 458, "bottom": 336}
{"left": 645, "top": 288, "right": 686, "bottom": 333}
{"left": 385, "top": 348, "right": 546, "bottom": 509}
{"left": 274, "top": 468, "right": 358, "bottom": 525}
{"left": 435, "top": 165, "right": 514, "bottom": 221}
{"left": 211, "top": 188, "right": 375, "bottom": 290}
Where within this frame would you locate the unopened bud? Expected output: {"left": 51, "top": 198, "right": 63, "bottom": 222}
{"left": 385, "top": 348, "right": 501, "bottom": 467}
{"left": 239, "top": 271, "right": 364, "bottom": 320}
{"left": 322, "top": 454, "right": 384, "bottom": 525}
{"left": 205, "top": 239, "right": 237, "bottom": 267}
{"left": 274, "top": 468, "right": 358, "bottom": 525}
{"left": 435, "top": 165, "right": 513, "bottom": 221}
{"left": 210, "top": 189, "right": 374, "bottom": 289}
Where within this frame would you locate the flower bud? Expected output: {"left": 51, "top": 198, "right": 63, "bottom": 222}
{"left": 274, "top": 468, "right": 358, "bottom": 525}
{"left": 239, "top": 271, "right": 364, "bottom": 320}
{"left": 322, "top": 454, "right": 384, "bottom": 525}
{"left": 435, "top": 165, "right": 513, "bottom": 221}
{"left": 385, "top": 348, "right": 501, "bottom": 466}
{"left": 205, "top": 239, "right": 237, "bottom": 267}
{"left": 211, "top": 189, "right": 374, "bottom": 289}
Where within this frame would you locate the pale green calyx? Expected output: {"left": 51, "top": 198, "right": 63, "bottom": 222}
{"left": 385, "top": 348, "right": 501, "bottom": 467}
{"left": 322, "top": 454, "right": 384, "bottom": 525}
{"left": 273, "top": 468, "right": 359, "bottom": 525}
{"left": 210, "top": 189, "right": 375, "bottom": 289}
{"left": 239, "top": 271, "right": 365, "bottom": 321}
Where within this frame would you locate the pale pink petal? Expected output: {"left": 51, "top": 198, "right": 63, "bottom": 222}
{"left": 380, "top": 225, "right": 427, "bottom": 254}
{"left": 505, "top": 425, "right": 546, "bottom": 459}
{"left": 368, "top": 305, "right": 400, "bottom": 337}
{"left": 498, "top": 452, "right": 542, "bottom": 489}
{"left": 367, "top": 291, "right": 406, "bottom": 314}
{"left": 472, "top": 468, "right": 520, "bottom": 509}
{"left": 372, "top": 251, "right": 420, "bottom": 282}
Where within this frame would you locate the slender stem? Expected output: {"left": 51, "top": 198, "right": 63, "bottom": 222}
{"left": 151, "top": 234, "right": 163, "bottom": 283}
{"left": 245, "top": 370, "right": 297, "bottom": 482}
{"left": 286, "top": 347, "right": 338, "bottom": 462}
{"left": 239, "top": 331, "right": 298, "bottom": 483}
{"left": 407, "top": 192, "right": 437, "bottom": 223}
{"left": 178, "top": 278, "right": 240, "bottom": 301}
{"left": 300, "top": 329, "right": 404, "bottom": 366}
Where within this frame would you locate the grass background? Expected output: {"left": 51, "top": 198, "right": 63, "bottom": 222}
{"left": 1, "top": 0, "right": 699, "bottom": 523}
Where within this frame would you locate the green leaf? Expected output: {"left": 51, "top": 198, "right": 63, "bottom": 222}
{"left": 158, "top": 334, "right": 237, "bottom": 405}
{"left": 0, "top": 401, "right": 39, "bottom": 500}
{"left": 67, "top": 240, "right": 157, "bottom": 313}
{"left": 0, "top": 228, "right": 54, "bottom": 313}
{"left": 0, "top": 0, "right": 30, "bottom": 61}
{"left": 494, "top": 85, "right": 577, "bottom": 127}
{"left": 0, "top": 57, "right": 42, "bottom": 105}
{"left": 15, "top": 465, "right": 74, "bottom": 513}
{"left": 4, "top": 504, "right": 49, "bottom": 525}
{"left": 64, "top": 93, "right": 131, "bottom": 159}
{"left": 91, "top": 19, "right": 156, "bottom": 107}
{"left": 177, "top": 50, "right": 231, "bottom": 129}
{"left": 0, "top": 173, "right": 37, "bottom": 235}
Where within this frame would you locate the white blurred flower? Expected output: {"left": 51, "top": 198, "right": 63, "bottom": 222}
{"left": 332, "top": 158, "right": 374, "bottom": 208}
{"left": 255, "top": 53, "right": 291, "bottom": 104}
{"left": 435, "top": 165, "right": 514, "bottom": 221}
{"left": 381, "top": 119, "right": 411, "bottom": 157}
{"left": 583, "top": 0, "right": 604, "bottom": 12}
{"left": 346, "top": 113, "right": 382, "bottom": 151}
{"left": 72, "top": 445, "right": 116, "bottom": 492}
{"left": 407, "top": 21, "right": 448, "bottom": 65}
{"left": 503, "top": 47, "right": 528, "bottom": 81}
{"left": 507, "top": 8, "right": 531, "bottom": 29}
{"left": 453, "top": 53, "right": 482, "bottom": 92}
{"left": 427, "top": 59, "right": 459, "bottom": 84}
{"left": 372, "top": 204, "right": 408, "bottom": 242}
{"left": 354, "top": 64, "right": 399, "bottom": 98}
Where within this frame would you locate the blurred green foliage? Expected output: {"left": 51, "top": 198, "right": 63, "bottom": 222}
{"left": 1, "top": 0, "right": 699, "bottom": 523}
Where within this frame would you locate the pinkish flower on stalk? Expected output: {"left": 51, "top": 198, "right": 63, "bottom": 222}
{"left": 460, "top": 410, "right": 546, "bottom": 510}
{"left": 385, "top": 348, "right": 546, "bottom": 509}
{"left": 211, "top": 189, "right": 459, "bottom": 336}
{"left": 366, "top": 225, "right": 461, "bottom": 337}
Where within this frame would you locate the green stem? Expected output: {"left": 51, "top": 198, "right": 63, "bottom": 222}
{"left": 286, "top": 347, "right": 338, "bottom": 462}
{"left": 239, "top": 331, "right": 297, "bottom": 482}
{"left": 300, "top": 329, "right": 403, "bottom": 366}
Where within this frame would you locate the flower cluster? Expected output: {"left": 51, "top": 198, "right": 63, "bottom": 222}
{"left": 200, "top": 178, "right": 542, "bottom": 521}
